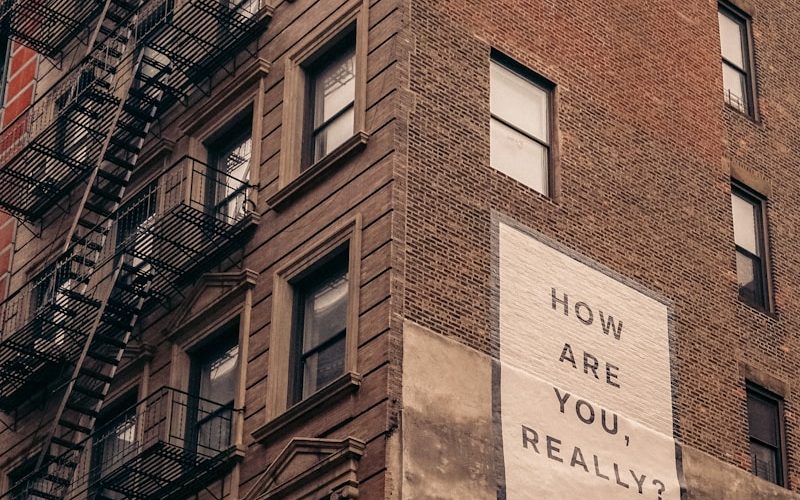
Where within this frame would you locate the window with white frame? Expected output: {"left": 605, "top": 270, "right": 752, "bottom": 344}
{"left": 490, "top": 53, "right": 554, "bottom": 196}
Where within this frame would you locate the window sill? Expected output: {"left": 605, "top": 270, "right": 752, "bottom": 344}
{"left": 251, "top": 371, "right": 362, "bottom": 445}
{"left": 267, "top": 132, "right": 369, "bottom": 211}
{"left": 737, "top": 298, "right": 778, "bottom": 320}
{"left": 723, "top": 101, "right": 760, "bottom": 125}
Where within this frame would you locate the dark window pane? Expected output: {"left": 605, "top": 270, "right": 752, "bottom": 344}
{"left": 751, "top": 442, "right": 778, "bottom": 483}
{"left": 294, "top": 251, "right": 349, "bottom": 401}
{"left": 748, "top": 393, "right": 778, "bottom": 447}
{"left": 736, "top": 251, "right": 763, "bottom": 306}
{"left": 198, "top": 343, "right": 238, "bottom": 406}
{"left": 747, "top": 386, "right": 783, "bottom": 486}
{"left": 213, "top": 131, "right": 252, "bottom": 222}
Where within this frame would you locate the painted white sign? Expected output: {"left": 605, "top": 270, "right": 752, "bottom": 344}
{"left": 497, "top": 221, "right": 680, "bottom": 500}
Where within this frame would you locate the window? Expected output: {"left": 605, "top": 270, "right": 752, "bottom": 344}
{"left": 747, "top": 383, "right": 785, "bottom": 486}
{"left": 719, "top": 3, "right": 755, "bottom": 115}
{"left": 304, "top": 37, "right": 356, "bottom": 167}
{"left": 264, "top": 216, "right": 361, "bottom": 425}
{"left": 189, "top": 328, "right": 238, "bottom": 454}
{"left": 7, "top": 459, "right": 36, "bottom": 500}
{"left": 490, "top": 52, "right": 554, "bottom": 196}
{"left": 30, "top": 260, "right": 73, "bottom": 348}
{"left": 731, "top": 183, "right": 769, "bottom": 309}
{"left": 289, "top": 249, "right": 349, "bottom": 404}
{"left": 90, "top": 393, "right": 138, "bottom": 498}
{"left": 208, "top": 125, "right": 252, "bottom": 222}
{"left": 273, "top": 5, "right": 369, "bottom": 206}
{"left": 116, "top": 181, "right": 158, "bottom": 271}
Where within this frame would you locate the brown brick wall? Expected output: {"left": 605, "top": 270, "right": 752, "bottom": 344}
{"left": 0, "top": 0, "right": 401, "bottom": 497}
{"left": 402, "top": 0, "right": 800, "bottom": 491}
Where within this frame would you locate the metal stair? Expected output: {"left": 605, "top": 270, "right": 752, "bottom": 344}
{"left": 28, "top": 262, "right": 152, "bottom": 500}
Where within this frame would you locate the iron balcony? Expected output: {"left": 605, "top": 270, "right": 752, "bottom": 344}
{"left": 9, "top": 387, "right": 238, "bottom": 499}
{"left": 0, "top": 155, "right": 256, "bottom": 412}
{"left": 0, "top": 0, "right": 269, "bottom": 221}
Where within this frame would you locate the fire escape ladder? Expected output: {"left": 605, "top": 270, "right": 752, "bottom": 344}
{"left": 28, "top": 262, "right": 152, "bottom": 500}
{"left": 18, "top": 38, "right": 172, "bottom": 500}
{"left": 63, "top": 47, "right": 168, "bottom": 272}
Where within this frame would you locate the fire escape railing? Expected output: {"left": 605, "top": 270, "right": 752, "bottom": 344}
{"left": 113, "top": 155, "right": 256, "bottom": 301}
{"left": 0, "top": 156, "right": 253, "bottom": 412}
{"left": 0, "top": 0, "right": 106, "bottom": 59}
{"left": 0, "top": 31, "right": 129, "bottom": 220}
{"left": 0, "top": 0, "right": 267, "bottom": 496}
{"left": 9, "top": 387, "right": 236, "bottom": 499}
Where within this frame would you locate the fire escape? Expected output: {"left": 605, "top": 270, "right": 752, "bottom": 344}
{"left": 0, "top": 0, "right": 270, "bottom": 498}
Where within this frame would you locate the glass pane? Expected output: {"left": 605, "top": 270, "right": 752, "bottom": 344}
{"left": 199, "top": 343, "right": 238, "bottom": 405}
{"left": 100, "top": 419, "right": 137, "bottom": 475}
{"left": 302, "top": 270, "right": 348, "bottom": 353}
{"left": 736, "top": 252, "right": 763, "bottom": 306}
{"left": 490, "top": 61, "right": 548, "bottom": 141}
{"left": 490, "top": 118, "right": 548, "bottom": 195}
{"left": 719, "top": 11, "right": 745, "bottom": 69}
{"left": 751, "top": 441, "right": 778, "bottom": 483}
{"left": 748, "top": 393, "right": 779, "bottom": 446}
{"left": 732, "top": 192, "right": 759, "bottom": 255}
{"left": 313, "top": 106, "right": 354, "bottom": 162}
{"left": 722, "top": 63, "right": 747, "bottom": 112}
{"left": 215, "top": 133, "right": 252, "bottom": 221}
{"left": 303, "top": 335, "right": 346, "bottom": 398}
{"left": 314, "top": 49, "right": 356, "bottom": 126}
{"left": 198, "top": 407, "right": 232, "bottom": 454}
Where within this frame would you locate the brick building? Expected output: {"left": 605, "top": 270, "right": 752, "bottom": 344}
{"left": 0, "top": 0, "right": 796, "bottom": 498}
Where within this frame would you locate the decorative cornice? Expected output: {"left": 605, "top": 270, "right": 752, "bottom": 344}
{"left": 243, "top": 436, "right": 366, "bottom": 500}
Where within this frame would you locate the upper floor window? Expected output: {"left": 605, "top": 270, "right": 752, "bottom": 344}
{"left": 209, "top": 125, "right": 252, "bottom": 222}
{"left": 747, "top": 383, "right": 785, "bottom": 486}
{"left": 719, "top": 3, "right": 755, "bottom": 116}
{"left": 90, "top": 392, "right": 138, "bottom": 498}
{"left": 290, "top": 249, "right": 349, "bottom": 404}
{"left": 189, "top": 327, "right": 239, "bottom": 453}
{"left": 731, "top": 183, "right": 769, "bottom": 310}
{"left": 304, "top": 36, "right": 356, "bottom": 167}
{"left": 490, "top": 52, "right": 554, "bottom": 196}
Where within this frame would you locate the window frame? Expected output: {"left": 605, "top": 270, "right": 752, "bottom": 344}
{"left": 731, "top": 182, "right": 771, "bottom": 311}
{"left": 489, "top": 49, "right": 557, "bottom": 198}
{"left": 89, "top": 390, "right": 139, "bottom": 497}
{"left": 288, "top": 247, "right": 350, "bottom": 405}
{"left": 205, "top": 113, "right": 254, "bottom": 223}
{"left": 746, "top": 382, "right": 787, "bottom": 487}
{"left": 186, "top": 321, "right": 240, "bottom": 455}
{"left": 272, "top": 2, "right": 369, "bottom": 208}
{"left": 718, "top": 1, "right": 757, "bottom": 118}
{"left": 265, "top": 215, "right": 362, "bottom": 421}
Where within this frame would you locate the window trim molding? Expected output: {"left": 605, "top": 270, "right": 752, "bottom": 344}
{"left": 731, "top": 181, "right": 772, "bottom": 313}
{"left": 263, "top": 214, "right": 363, "bottom": 425}
{"left": 275, "top": 0, "right": 369, "bottom": 202}
{"left": 180, "top": 57, "right": 269, "bottom": 210}
{"left": 166, "top": 268, "right": 257, "bottom": 500}
{"left": 489, "top": 48, "right": 558, "bottom": 199}
{"left": 719, "top": 0, "right": 758, "bottom": 120}
{"left": 745, "top": 381, "right": 787, "bottom": 487}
